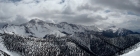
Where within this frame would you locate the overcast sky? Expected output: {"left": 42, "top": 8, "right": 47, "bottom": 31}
{"left": 0, "top": 0, "right": 140, "bottom": 32}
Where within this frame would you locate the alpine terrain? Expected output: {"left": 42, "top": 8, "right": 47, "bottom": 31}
{"left": 0, "top": 19, "right": 140, "bottom": 56}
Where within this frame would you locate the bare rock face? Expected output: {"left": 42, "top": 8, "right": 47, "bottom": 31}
{"left": 0, "top": 50, "right": 10, "bottom": 56}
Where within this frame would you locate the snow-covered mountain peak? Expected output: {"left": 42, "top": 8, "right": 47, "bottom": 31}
{"left": 0, "top": 18, "right": 104, "bottom": 38}
{"left": 59, "top": 22, "right": 68, "bottom": 24}
{"left": 102, "top": 25, "right": 140, "bottom": 37}
{"left": 29, "top": 19, "right": 43, "bottom": 23}
{"left": 28, "top": 19, "right": 46, "bottom": 25}
{"left": 104, "top": 25, "right": 119, "bottom": 33}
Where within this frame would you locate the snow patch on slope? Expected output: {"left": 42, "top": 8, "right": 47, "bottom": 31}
{"left": 121, "top": 43, "right": 140, "bottom": 56}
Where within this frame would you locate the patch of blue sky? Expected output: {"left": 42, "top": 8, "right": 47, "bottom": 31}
{"left": 127, "top": 11, "right": 140, "bottom": 16}
{"left": 104, "top": 10, "right": 111, "bottom": 13}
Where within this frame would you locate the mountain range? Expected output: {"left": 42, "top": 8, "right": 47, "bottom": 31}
{"left": 0, "top": 19, "right": 140, "bottom": 56}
